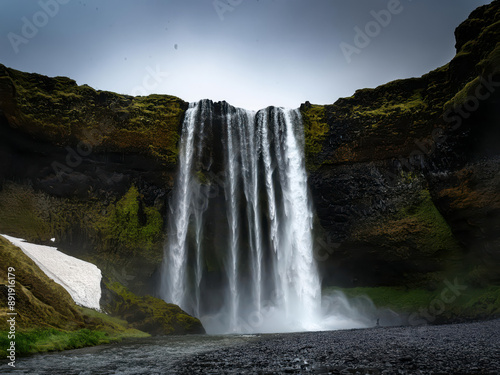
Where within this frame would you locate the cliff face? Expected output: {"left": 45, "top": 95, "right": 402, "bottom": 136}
{"left": 0, "top": 1, "right": 499, "bottom": 296}
{"left": 0, "top": 66, "right": 187, "bottom": 295}
{"left": 302, "top": 0, "right": 500, "bottom": 288}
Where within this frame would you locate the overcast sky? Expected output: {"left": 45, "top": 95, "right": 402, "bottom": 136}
{"left": 0, "top": 0, "right": 493, "bottom": 110}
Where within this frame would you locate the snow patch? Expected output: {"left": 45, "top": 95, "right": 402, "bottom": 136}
{"left": 1, "top": 234, "right": 102, "bottom": 310}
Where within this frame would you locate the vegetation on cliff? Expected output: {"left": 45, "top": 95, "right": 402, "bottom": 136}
{"left": 300, "top": 103, "right": 329, "bottom": 169}
{"left": 310, "top": 1, "right": 500, "bottom": 292}
{"left": 95, "top": 185, "right": 163, "bottom": 258}
{"left": 0, "top": 64, "right": 187, "bottom": 165}
{"left": 0, "top": 183, "right": 165, "bottom": 293}
{"left": 352, "top": 189, "right": 462, "bottom": 284}
{"left": 0, "top": 236, "right": 149, "bottom": 356}
{"left": 102, "top": 281, "right": 205, "bottom": 335}
{"left": 303, "top": 1, "right": 499, "bottom": 168}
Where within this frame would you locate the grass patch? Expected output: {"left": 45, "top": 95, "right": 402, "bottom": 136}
{"left": 353, "top": 91, "right": 426, "bottom": 117}
{"left": 324, "top": 284, "right": 500, "bottom": 322}
{"left": 0, "top": 328, "right": 109, "bottom": 357}
{"left": 397, "top": 190, "right": 462, "bottom": 256}
{"left": 76, "top": 306, "right": 150, "bottom": 339}
{"left": 324, "top": 286, "right": 435, "bottom": 312}
{"left": 0, "top": 307, "right": 150, "bottom": 357}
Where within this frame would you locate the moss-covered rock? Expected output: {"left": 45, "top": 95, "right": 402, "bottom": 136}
{"left": 353, "top": 190, "right": 462, "bottom": 261}
{"left": 309, "top": 1, "right": 500, "bottom": 289}
{"left": 94, "top": 185, "right": 163, "bottom": 257}
{"left": 101, "top": 281, "right": 205, "bottom": 335}
{"left": 300, "top": 102, "right": 329, "bottom": 169}
{"left": 0, "top": 65, "right": 187, "bottom": 165}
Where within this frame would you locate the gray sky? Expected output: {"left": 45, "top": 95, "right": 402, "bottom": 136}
{"left": 1, "top": 0, "right": 493, "bottom": 110}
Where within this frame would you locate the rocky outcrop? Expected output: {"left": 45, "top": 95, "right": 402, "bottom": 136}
{"left": 101, "top": 280, "right": 205, "bottom": 335}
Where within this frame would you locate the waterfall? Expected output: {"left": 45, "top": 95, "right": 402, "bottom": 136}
{"left": 160, "top": 99, "right": 322, "bottom": 333}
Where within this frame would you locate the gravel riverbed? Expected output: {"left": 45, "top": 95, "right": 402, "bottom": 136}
{"left": 171, "top": 319, "right": 500, "bottom": 374}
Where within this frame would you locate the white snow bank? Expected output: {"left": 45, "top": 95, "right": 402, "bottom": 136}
{"left": 1, "top": 234, "right": 102, "bottom": 310}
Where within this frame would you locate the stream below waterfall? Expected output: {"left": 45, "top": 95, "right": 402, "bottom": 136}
{"left": 3, "top": 320, "right": 499, "bottom": 374}
{"left": 1, "top": 334, "right": 258, "bottom": 374}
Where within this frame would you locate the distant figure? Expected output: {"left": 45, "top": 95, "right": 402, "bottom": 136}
{"left": 376, "top": 318, "right": 380, "bottom": 327}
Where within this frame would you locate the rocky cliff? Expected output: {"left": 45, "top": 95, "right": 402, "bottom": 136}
{"left": 0, "top": 67, "right": 187, "bottom": 295}
{"left": 0, "top": 1, "right": 499, "bottom": 300}
{"left": 301, "top": 0, "right": 500, "bottom": 288}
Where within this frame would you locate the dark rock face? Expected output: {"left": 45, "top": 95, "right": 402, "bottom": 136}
{"left": 302, "top": 1, "right": 500, "bottom": 288}
{"left": 0, "top": 66, "right": 184, "bottom": 296}
{"left": 0, "top": 2, "right": 499, "bottom": 298}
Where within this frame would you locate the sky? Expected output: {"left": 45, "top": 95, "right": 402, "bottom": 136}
{"left": 0, "top": 0, "right": 493, "bottom": 110}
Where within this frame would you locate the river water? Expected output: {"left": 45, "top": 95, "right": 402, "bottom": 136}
{"left": 1, "top": 334, "right": 259, "bottom": 374}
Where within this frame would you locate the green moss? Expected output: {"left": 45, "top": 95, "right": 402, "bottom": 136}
{"left": 444, "top": 21, "right": 500, "bottom": 112}
{"left": 354, "top": 189, "right": 461, "bottom": 266}
{"left": 0, "top": 328, "right": 109, "bottom": 357}
{"left": 0, "top": 184, "right": 52, "bottom": 242}
{"left": 96, "top": 185, "right": 163, "bottom": 255}
{"left": 104, "top": 281, "right": 205, "bottom": 335}
{"left": 444, "top": 76, "right": 482, "bottom": 110}
{"left": 0, "top": 322, "right": 149, "bottom": 358}
{"left": 324, "top": 286, "right": 432, "bottom": 312}
{"left": 398, "top": 190, "right": 461, "bottom": 256}
{"left": 175, "top": 313, "right": 203, "bottom": 332}
{"left": 478, "top": 41, "right": 500, "bottom": 76}
{"left": 353, "top": 91, "right": 426, "bottom": 117}
{"left": 300, "top": 104, "right": 329, "bottom": 169}
{"left": 1, "top": 65, "right": 186, "bottom": 165}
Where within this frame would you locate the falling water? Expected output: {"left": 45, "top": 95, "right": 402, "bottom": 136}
{"left": 160, "top": 100, "right": 322, "bottom": 333}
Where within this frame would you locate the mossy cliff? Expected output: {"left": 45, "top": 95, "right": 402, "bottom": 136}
{"left": 0, "top": 65, "right": 186, "bottom": 164}
{"left": 303, "top": 0, "right": 500, "bottom": 289}
{"left": 0, "top": 237, "right": 203, "bottom": 356}
{"left": 0, "top": 182, "right": 166, "bottom": 295}
{"left": 0, "top": 63, "right": 188, "bottom": 296}
{"left": 0, "top": 2, "right": 499, "bottom": 313}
